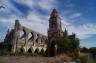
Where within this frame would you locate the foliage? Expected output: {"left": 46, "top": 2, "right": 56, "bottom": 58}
{"left": 56, "top": 29, "right": 80, "bottom": 58}
{"left": 0, "top": 51, "right": 10, "bottom": 56}
{"left": 80, "top": 47, "right": 89, "bottom": 53}
{"left": 10, "top": 52, "right": 41, "bottom": 56}
{"left": 80, "top": 47, "right": 96, "bottom": 59}
{"left": 89, "top": 47, "right": 96, "bottom": 58}
{"left": 79, "top": 56, "right": 87, "bottom": 63}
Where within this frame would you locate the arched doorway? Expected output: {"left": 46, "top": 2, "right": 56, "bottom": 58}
{"left": 50, "top": 40, "right": 57, "bottom": 56}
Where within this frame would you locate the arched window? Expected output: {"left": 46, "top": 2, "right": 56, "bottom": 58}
{"left": 19, "top": 31, "right": 25, "bottom": 40}
{"left": 28, "top": 32, "right": 33, "bottom": 41}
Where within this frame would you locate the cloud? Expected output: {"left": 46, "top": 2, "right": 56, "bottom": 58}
{"left": 81, "top": 41, "right": 96, "bottom": 48}
{"left": 62, "top": 23, "right": 96, "bottom": 39}
{"left": 61, "top": 19, "right": 71, "bottom": 26}
{"left": 0, "top": 0, "right": 96, "bottom": 47}
{"left": 37, "top": 0, "right": 57, "bottom": 10}
{"left": 0, "top": 0, "right": 57, "bottom": 42}
{"left": 13, "top": 0, "right": 57, "bottom": 10}
{"left": 13, "top": 0, "right": 35, "bottom": 8}
{"left": 0, "top": 0, "right": 23, "bottom": 18}
{"left": 0, "top": 32, "right": 7, "bottom": 42}
{"left": 20, "top": 11, "right": 49, "bottom": 35}
{"left": 69, "top": 13, "right": 81, "bottom": 19}
{"left": 63, "top": 10, "right": 72, "bottom": 14}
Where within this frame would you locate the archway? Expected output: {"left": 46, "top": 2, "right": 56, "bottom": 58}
{"left": 27, "top": 48, "right": 32, "bottom": 53}
{"left": 40, "top": 48, "right": 45, "bottom": 54}
{"left": 50, "top": 40, "right": 57, "bottom": 56}
{"left": 35, "top": 48, "right": 39, "bottom": 53}
{"left": 20, "top": 47, "right": 25, "bottom": 52}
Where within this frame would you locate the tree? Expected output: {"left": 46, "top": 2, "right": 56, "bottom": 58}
{"left": 56, "top": 30, "right": 80, "bottom": 58}
{"left": 80, "top": 47, "right": 89, "bottom": 53}
{"left": 68, "top": 33, "right": 80, "bottom": 58}
{"left": 89, "top": 47, "right": 96, "bottom": 58}
{"left": 57, "top": 29, "right": 69, "bottom": 53}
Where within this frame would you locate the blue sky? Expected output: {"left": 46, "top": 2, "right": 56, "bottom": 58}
{"left": 0, "top": 0, "right": 96, "bottom": 48}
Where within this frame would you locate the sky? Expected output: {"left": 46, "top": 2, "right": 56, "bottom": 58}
{"left": 0, "top": 0, "right": 96, "bottom": 48}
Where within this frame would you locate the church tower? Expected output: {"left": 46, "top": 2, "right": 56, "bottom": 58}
{"left": 48, "top": 9, "right": 63, "bottom": 56}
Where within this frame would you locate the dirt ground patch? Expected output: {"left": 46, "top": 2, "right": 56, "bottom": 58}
{"left": 0, "top": 56, "right": 63, "bottom": 63}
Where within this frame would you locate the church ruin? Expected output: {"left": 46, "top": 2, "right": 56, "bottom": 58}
{"left": 0, "top": 9, "right": 63, "bottom": 56}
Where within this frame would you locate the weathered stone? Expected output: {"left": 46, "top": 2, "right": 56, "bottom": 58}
{"left": 0, "top": 9, "right": 63, "bottom": 56}
{"left": 47, "top": 9, "right": 63, "bottom": 56}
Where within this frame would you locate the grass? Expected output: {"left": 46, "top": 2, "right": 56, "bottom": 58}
{"left": 0, "top": 51, "right": 45, "bottom": 56}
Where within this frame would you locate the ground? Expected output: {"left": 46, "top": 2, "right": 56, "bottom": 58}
{"left": 0, "top": 56, "right": 74, "bottom": 63}
{"left": 0, "top": 56, "right": 59, "bottom": 63}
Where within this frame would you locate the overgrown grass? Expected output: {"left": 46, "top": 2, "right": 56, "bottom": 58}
{"left": 0, "top": 51, "right": 10, "bottom": 56}
{"left": 0, "top": 51, "right": 45, "bottom": 56}
{"left": 10, "top": 52, "right": 41, "bottom": 56}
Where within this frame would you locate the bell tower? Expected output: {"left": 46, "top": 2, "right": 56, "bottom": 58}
{"left": 47, "top": 9, "right": 63, "bottom": 56}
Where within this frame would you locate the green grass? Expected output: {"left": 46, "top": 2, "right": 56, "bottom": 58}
{"left": 0, "top": 51, "right": 44, "bottom": 56}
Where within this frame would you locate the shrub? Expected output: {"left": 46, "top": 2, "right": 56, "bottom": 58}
{"left": 56, "top": 30, "right": 80, "bottom": 58}
{"left": 79, "top": 56, "right": 87, "bottom": 63}
{"left": 0, "top": 51, "right": 10, "bottom": 56}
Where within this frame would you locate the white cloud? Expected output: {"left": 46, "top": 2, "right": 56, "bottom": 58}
{"left": 0, "top": 32, "right": 7, "bottom": 42}
{"left": 63, "top": 10, "right": 72, "bottom": 14}
{"left": 61, "top": 20, "right": 71, "bottom": 27}
{"left": 13, "top": 0, "right": 35, "bottom": 7}
{"left": 18, "top": 11, "right": 49, "bottom": 35}
{"left": 62, "top": 23, "right": 96, "bottom": 39}
{"left": 0, "top": 0, "right": 23, "bottom": 17}
{"left": 0, "top": 0, "right": 56, "bottom": 42}
{"left": 77, "top": 34, "right": 93, "bottom": 39}
{"left": 0, "top": 0, "right": 96, "bottom": 43}
{"left": 37, "top": 0, "right": 57, "bottom": 10}
{"left": 13, "top": 0, "right": 57, "bottom": 10}
{"left": 69, "top": 13, "right": 81, "bottom": 19}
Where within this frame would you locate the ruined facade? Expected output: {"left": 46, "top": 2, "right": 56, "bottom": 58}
{"left": 3, "top": 20, "right": 47, "bottom": 53}
{"left": 0, "top": 9, "right": 63, "bottom": 56}
{"left": 48, "top": 9, "right": 63, "bottom": 56}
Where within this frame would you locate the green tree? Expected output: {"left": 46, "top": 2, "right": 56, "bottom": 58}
{"left": 68, "top": 33, "right": 80, "bottom": 58}
{"left": 56, "top": 30, "right": 80, "bottom": 58}
{"left": 57, "top": 29, "right": 69, "bottom": 53}
{"left": 80, "top": 47, "right": 89, "bottom": 53}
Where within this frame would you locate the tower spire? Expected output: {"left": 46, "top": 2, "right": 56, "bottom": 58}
{"left": 49, "top": 9, "right": 62, "bottom": 31}
{"left": 50, "top": 8, "right": 58, "bottom": 18}
{"left": 15, "top": 19, "right": 21, "bottom": 31}
{"left": 52, "top": 8, "right": 57, "bottom": 13}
